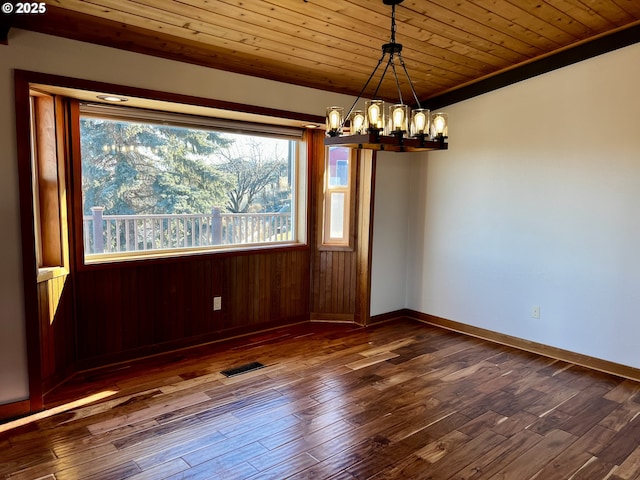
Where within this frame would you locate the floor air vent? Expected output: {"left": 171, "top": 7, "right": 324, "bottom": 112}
{"left": 221, "top": 361, "right": 266, "bottom": 377}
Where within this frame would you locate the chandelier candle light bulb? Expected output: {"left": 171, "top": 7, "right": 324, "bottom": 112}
{"left": 390, "top": 104, "right": 410, "bottom": 134}
{"left": 410, "top": 108, "right": 430, "bottom": 137}
{"left": 350, "top": 110, "right": 366, "bottom": 134}
{"left": 326, "top": 106, "right": 344, "bottom": 137}
{"left": 365, "top": 100, "right": 385, "bottom": 132}
{"left": 431, "top": 112, "right": 448, "bottom": 139}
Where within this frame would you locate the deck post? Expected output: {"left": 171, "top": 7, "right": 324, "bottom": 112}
{"left": 91, "top": 207, "right": 105, "bottom": 254}
{"left": 211, "top": 207, "right": 222, "bottom": 245}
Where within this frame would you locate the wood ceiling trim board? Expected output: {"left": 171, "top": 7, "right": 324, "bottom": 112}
{"left": 468, "top": 0, "right": 579, "bottom": 45}
{"left": 590, "top": 0, "right": 640, "bottom": 23}
{"left": 405, "top": 48, "right": 501, "bottom": 78}
{"left": 330, "top": 0, "right": 528, "bottom": 65}
{"left": 423, "top": 0, "right": 574, "bottom": 52}
{"left": 400, "top": 1, "right": 545, "bottom": 58}
{"left": 516, "top": 0, "right": 597, "bottom": 38}
{"left": 544, "top": 0, "right": 619, "bottom": 31}
{"left": 266, "top": 0, "right": 515, "bottom": 68}
{"left": 620, "top": 0, "right": 640, "bottom": 17}
{"left": 424, "top": 22, "right": 640, "bottom": 110}
{"left": 178, "top": 0, "right": 384, "bottom": 61}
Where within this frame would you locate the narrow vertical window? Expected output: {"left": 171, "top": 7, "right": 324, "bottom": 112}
{"left": 323, "top": 146, "right": 355, "bottom": 247}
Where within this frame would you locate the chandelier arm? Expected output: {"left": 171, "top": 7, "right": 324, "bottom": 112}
{"left": 389, "top": 57, "right": 404, "bottom": 105}
{"left": 342, "top": 52, "right": 387, "bottom": 125}
{"left": 398, "top": 53, "right": 422, "bottom": 108}
{"left": 371, "top": 55, "right": 394, "bottom": 99}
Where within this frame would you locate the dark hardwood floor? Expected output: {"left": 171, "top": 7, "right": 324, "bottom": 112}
{"left": 2, "top": 319, "right": 640, "bottom": 479}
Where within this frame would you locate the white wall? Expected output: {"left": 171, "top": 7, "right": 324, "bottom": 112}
{"left": 403, "top": 42, "right": 640, "bottom": 368}
{"left": 370, "top": 152, "right": 414, "bottom": 316}
{"left": 0, "top": 30, "right": 350, "bottom": 405}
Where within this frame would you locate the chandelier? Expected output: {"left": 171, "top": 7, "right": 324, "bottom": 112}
{"left": 324, "top": 0, "right": 448, "bottom": 152}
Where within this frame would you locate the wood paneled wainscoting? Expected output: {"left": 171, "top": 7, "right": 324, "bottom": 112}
{"left": 74, "top": 248, "right": 310, "bottom": 370}
{"left": 37, "top": 271, "right": 76, "bottom": 395}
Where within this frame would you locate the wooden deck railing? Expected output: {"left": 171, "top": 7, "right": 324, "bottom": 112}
{"left": 83, "top": 207, "right": 292, "bottom": 255}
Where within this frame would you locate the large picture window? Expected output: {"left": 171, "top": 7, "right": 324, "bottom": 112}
{"left": 79, "top": 105, "right": 304, "bottom": 263}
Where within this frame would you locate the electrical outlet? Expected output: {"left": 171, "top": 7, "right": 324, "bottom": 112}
{"left": 213, "top": 296, "right": 222, "bottom": 311}
{"left": 532, "top": 305, "right": 540, "bottom": 319}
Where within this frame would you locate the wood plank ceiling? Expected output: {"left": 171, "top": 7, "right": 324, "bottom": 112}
{"left": 6, "top": 1, "right": 640, "bottom": 105}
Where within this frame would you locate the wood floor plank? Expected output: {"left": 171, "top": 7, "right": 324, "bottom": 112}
{"left": 251, "top": 420, "right": 354, "bottom": 471}
{"left": 531, "top": 425, "right": 617, "bottom": 479}
{"left": 247, "top": 452, "right": 318, "bottom": 479}
{"left": 604, "top": 379, "right": 640, "bottom": 403}
{"left": 559, "top": 396, "right": 619, "bottom": 436}
{"left": 2, "top": 319, "right": 640, "bottom": 480}
{"left": 453, "top": 429, "right": 544, "bottom": 480}
{"left": 569, "top": 457, "right": 617, "bottom": 480}
{"left": 486, "top": 428, "right": 577, "bottom": 479}
{"left": 134, "top": 429, "right": 228, "bottom": 471}
{"left": 615, "top": 445, "right": 640, "bottom": 479}
{"left": 416, "top": 429, "right": 509, "bottom": 479}
{"left": 599, "top": 399, "right": 640, "bottom": 432}
{"left": 127, "top": 457, "right": 190, "bottom": 480}
{"left": 596, "top": 414, "right": 640, "bottom": 465}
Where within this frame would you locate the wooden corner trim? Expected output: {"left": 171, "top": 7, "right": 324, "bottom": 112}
{"left": 404, "top": 309, "right": 640, "bottom": 383}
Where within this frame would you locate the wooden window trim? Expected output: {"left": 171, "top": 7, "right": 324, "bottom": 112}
{"left": 319, "top": 147, "right": 358, "bottom": 251}
{"left": 31, "top": 92, "right": 70, "bottom": 271}
{"left": 69, "top": 106, "right": 306, "bottom": 267}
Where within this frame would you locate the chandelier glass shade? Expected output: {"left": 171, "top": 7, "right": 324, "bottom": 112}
{"left": 324, "top": 0, "right": 448, "bottom": 153}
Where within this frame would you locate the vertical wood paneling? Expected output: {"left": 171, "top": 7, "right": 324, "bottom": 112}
{"left": 74, "top": 248, "right": 309, "bottom": 369}
{"left": 37, "top": 273, "right": 75, "bottom": 394}
{"left": 309, "top": 130, "right": 368, "bottom": 322}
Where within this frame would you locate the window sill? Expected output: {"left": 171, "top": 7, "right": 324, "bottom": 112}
{"left": 318, "top": 244, "right": 354, "bottom": 252}
{"left": 82, "top": 242, "right": 309, "bottom": 267}
{"left": 37, "top": 266, "right": 69, "bottom": 283}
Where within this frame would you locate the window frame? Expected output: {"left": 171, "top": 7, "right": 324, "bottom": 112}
{"left": 72, "top": 103, "right": 309, "bottom": 265}
{"left": 321, "top": 146, "right": 358, "bottom": 250}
